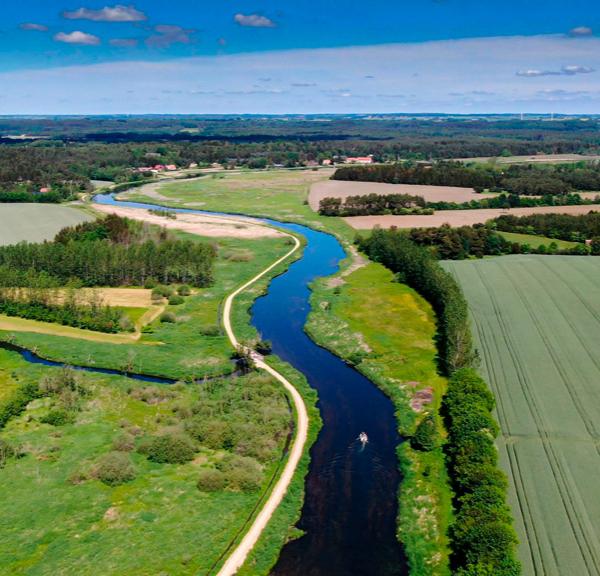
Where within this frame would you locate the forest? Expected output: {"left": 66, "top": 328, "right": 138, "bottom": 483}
{"left": 356, "top": 228, "right": 519, "bottom": 575}
{"left": 333, "top": 161, "right": 600, "bottom": 195}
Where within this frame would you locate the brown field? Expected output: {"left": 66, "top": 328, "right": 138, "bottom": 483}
{"left": 345, "top": 204, "right": 600, "bottom": 230}
{"left": 94, "top": 204, "right": 283, "bottom": 239}
{"left": 309, "top": 180, "right": 495, "bottom": 210}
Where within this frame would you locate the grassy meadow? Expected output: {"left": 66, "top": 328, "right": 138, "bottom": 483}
{"left": 497, "top": 231, "right": 579, "bottom": 250}
{"left": 306, "top": 263, "right": 452, "bottom": 575}
{"left": 0, "top": 204, "right": 94, "bottom": 246}
{"left": 121, "top": 168, "right": 356, "bottom": 244}
{"left": 0, "top": 347, "right": 291, "bottom": 575}
{"left": 444, "top": 255, "right": 600, "bottom": 576}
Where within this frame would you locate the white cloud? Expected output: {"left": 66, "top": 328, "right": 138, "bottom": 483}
{"left": 54, "top": 31, "right": 101, "bottom": 45}
{"left": 146, "top": 25, "right": 194, "bottom": 48}
{"left": 569, "top": 26, "right": 593, "bottom": 37}
{"left": 234, "top": 13, "right": 276, "bottom": 28}
{"left": 517, "top": 65, "right": 595, "bottom": 77}
{"left": 2, "top": 34, "right": 599, "bottom": 114}
{"left": 63, "top": 5, "right": 146, "bottom": 22}
{"left": 20, "top": 23, "right": 48, "bottom": 31}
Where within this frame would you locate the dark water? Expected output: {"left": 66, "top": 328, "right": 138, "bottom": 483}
{"left": 93, "top": 194, "right": 406, "bottom": 575}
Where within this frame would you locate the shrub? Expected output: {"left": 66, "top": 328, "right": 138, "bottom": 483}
{"left": 196, "top": 468, "right": 227, "bottom": 492}
{"left": 119, "top": 315, "right": 134, "bottom": 332}
{"left": 40, "top": 408, "right": 74, "bottom": 426}
{"left": 199, "top": 324, "right": 220, "bottom": 336}
{"left": 0, "top": 381, "right": 41, "bottom": 429}
{"left": 93, "top": 451, "right": 136, "bottom": 486}
{"left": 140, "top": 433, "right": 196, "bottom": 464}
{"left": 217, "top": 454, "right": 263, "bottom": 492}
{"left": 159, "top": 311, "right": 177, "bottom": 323}
{"left": 112, "top": 432, "right": 135, "bottom": 452}
{"left": 177, "top": 284, "right": 191, "bottom": 296}
{"left": 168, "top": 295, "right": 184, "bottom": 306}
{"left": 0, "top": 438, "right": 17, "bottom": 468}
{"left": 154, "top": 285, "right": 174, "bottom": 298}
{"left": 411, "top": 414, "right": 441, "bottom": 451}
{"left": 144, "top": 277, "right": 158, "bottom": 289}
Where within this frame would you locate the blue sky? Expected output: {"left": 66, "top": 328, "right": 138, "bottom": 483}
{"left": 1, "top": 1, "right": 600, "bottom": 113}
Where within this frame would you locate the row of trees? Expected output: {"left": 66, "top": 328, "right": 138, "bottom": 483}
{"left": 356, "top": 229, "right": 519, "bottom": 573}
{"left": 318, "top": 193, "right": 428, "bottom": 216}
{"left": 333, "top": 161, "right": 600, "bottom": 196}
{"left": 491, "top": 211, "right": 600, "bottom": 242}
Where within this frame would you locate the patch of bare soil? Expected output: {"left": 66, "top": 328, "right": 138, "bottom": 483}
{"left": 344, "top": 205, "right": 600, "bottom": 230}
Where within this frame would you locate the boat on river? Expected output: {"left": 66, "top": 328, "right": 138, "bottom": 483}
{"left": 358, "top": 432, "right": 369, "bottom": 445}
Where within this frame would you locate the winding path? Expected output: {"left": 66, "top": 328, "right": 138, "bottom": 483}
{"left": 218, "top": 232, "right": 309, "bottom": 576}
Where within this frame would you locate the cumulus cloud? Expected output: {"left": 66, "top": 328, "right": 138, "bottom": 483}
{"left": 146, "top": 25, "right": 195, "bottom": 48}
{"left": 109, "top": 38, "right": 138, "bottom": 47}
{"left": 54, "top": 31, "right": 101, "bottom": 45}
{"left": 20, "top": 23, "right": 48, "bottom": 31}
{"left": 234, "top": 13, "right": 276, "bottom": 28}
{"left": 62, "top": 5, "right": 146, "bottom": 22}
{"left": 569, "top": 26, "right": 593, "bottom": 37}
{"left": 517, "top": 65, "right": 595, "bottom": 77}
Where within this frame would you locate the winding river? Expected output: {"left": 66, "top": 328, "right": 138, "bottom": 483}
{"left": 32, "top": 193, "right": 407, "bottom": 575}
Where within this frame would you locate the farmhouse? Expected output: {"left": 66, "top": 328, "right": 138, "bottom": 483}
{"left": 345, "top": 155, "right": 374, "bottom": 164}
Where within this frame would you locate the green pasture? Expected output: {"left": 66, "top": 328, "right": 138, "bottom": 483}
{"left": 443, "top": 255, "right": 600, "bottom": 576}
{"left": 497, "top": 231, "right": 579, "bottom": 250}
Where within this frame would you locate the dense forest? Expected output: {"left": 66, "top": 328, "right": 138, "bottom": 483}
{"left": 333, "top": 161, "right": 600, "bottom": 195}
{"left": 3, "top": 115, "right": 600, "bottom": 202}
{"left": 356, "top": 228, "right": 519, "bottom": 575}
{"left": 0, "top": 215, "right": 215, "bottom": 287}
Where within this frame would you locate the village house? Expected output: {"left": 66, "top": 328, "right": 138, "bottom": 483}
{"left": 345, "top": 155, "right": 374, "bottom": 164}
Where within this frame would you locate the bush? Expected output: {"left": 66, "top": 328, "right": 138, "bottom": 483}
{"left": 196, "top": 468, "right": 227, "bottom": 492}
{"left": 199, "top": 324, "right": 220, "bottom": 336}
{"left": 177, "top": 284, "right": 191, "bottom": 296}
{"left": 168, "top": 295, "right": 184, "bottom": 306}
{"left": 153, "top": 285, "right": 174, "bottom": 298}
{"left": 159, "top": 311, "right": 177, "bottom": 323}
{"left": 40, "top": 408, "right": 74, "bottom": 426}
{"left": 140, "top": 433, "right": 196, "bottom": 464}
{"left": 0, "top": 438, "right": 17, "bottom": 468}
{"left": 411, "top": 414, "right": 441, "bottom": 451}
{"left": 112, "top": 432, "right": 135, "bottom": 452}
{"left": 144, "top": 277, "right": 158, "bottom": 289}
{"left": 217, "top": 454, "right": 263, "bottom": 492}
{"left": 93, "top": 451, "right": 136, "bottom": 486}
{"left": 0, "top": 381, "right": 41, "bottom": 429}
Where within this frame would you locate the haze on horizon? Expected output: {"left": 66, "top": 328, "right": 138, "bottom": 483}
{"left": 2, "top": 0, "right": 600, "bottom": 114}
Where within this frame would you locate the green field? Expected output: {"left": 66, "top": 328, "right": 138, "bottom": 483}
{"left": 0, "top": 204, "right": 94, "bottom": 246}
{"left": 497, "top": 231, "right": 579, "bottom": 250}
{"left": 0, "top": 348, "right": 290, "bottom": 575}
{"left": 443, "top": 255, "right": 600, "bottom": 576}
{"left": 306, "top": 263, "right": 452, "bottom": 575}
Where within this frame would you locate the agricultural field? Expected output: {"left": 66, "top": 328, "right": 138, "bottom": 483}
{"left": 0, "top": 348, "right": 291, "bottom": 575}
{"left": 0, "top": 204, "right": 94, "bottom": 246}
{"left": 443, "top": 255, "right": 600, "bottom": 576}
{"left": 456, "top": 154, "right": 600, "bottom": 165}
{"left": 497, "top": 231, "right": 579, "bottom": 250}
{"left": 309, "top": 180, "right": 497, "bottom": 210}
{"left": 344, "top": 204, "right": 600, "bottom": 230}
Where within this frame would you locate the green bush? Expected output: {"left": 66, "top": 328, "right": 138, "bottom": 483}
{"left": 0, "top": 382, "right": 41, "bottom": 429}
{"left": 112, "top": 432, "right": 135, "bottom": 452}
{"left": 93, "top": 451, "right": 136, "bottom": 486}
{"left": 40, "top": 408, "right": 74, "bottom": 426}
{"left": 199, "top": 324, "right": 220, "bottom": 336}
{"left": 411, "top": 414, "right": 441, "bottom": 451}
{"left": 168, "top": 295, "right": 184, "bottom": 306}
{"left": 159, "top": 311, "right": 177, "bottom": 323}
{"left": 144, "top": 277, "right": 158, "bottom": 289}
{"left": 140, "top": 433, "right": 196, "bottom": 464}
{"left": 217, "top": 454, "right": 263, "bottom": 492}
{"left": 177, "top": 284, "right": 191, "bottom": 296}
{"left": 153, "top": 285, "right": 174, "bottom": 298}
{"left": 196, "top": 468, "right": 227, "bottom": 492}
{"left": 0, "top": 438, "right": 18, "bottom": 468}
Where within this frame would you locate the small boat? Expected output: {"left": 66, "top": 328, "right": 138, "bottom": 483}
{"left": 358, "top": 432, "right": 368, "bottom": 445}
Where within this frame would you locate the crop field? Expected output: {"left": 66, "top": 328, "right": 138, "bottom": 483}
{"left": 0, "top": 204, "right": 94, "bottom": 246}
{"left": 345, "top": 204, "right": 600, "bottom": 230}
{"left": 309, "top": 180, "right": 497, "bottom": 210}
{"left": 443, "top": 255, "right": 600, "bottom": 576}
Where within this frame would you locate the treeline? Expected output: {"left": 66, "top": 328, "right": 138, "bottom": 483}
{"left": 357, "top": 228, "right": 519, "bottom": 574}
{"left": 491, "top": 211, "right": 600, "bottom": 243}
{"left": 319, "top": 193, "right": 428, "bottom": 216}
{"left": 333, "top": 161, "right": 600, "bottom": 196}
{"left": 0, "top": 215, "right": 215, "bottom": 287}
{"left": 443, "top": 369, "right": 521, "bottom": 575}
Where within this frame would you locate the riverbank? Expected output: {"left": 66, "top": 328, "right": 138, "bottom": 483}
{"left": 305, "top": 263, "right": 453, "bottom": 575}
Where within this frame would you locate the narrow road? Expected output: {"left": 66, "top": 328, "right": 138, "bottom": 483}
{"left": 219, "top": 232, "right": 309, "bottom": 576}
